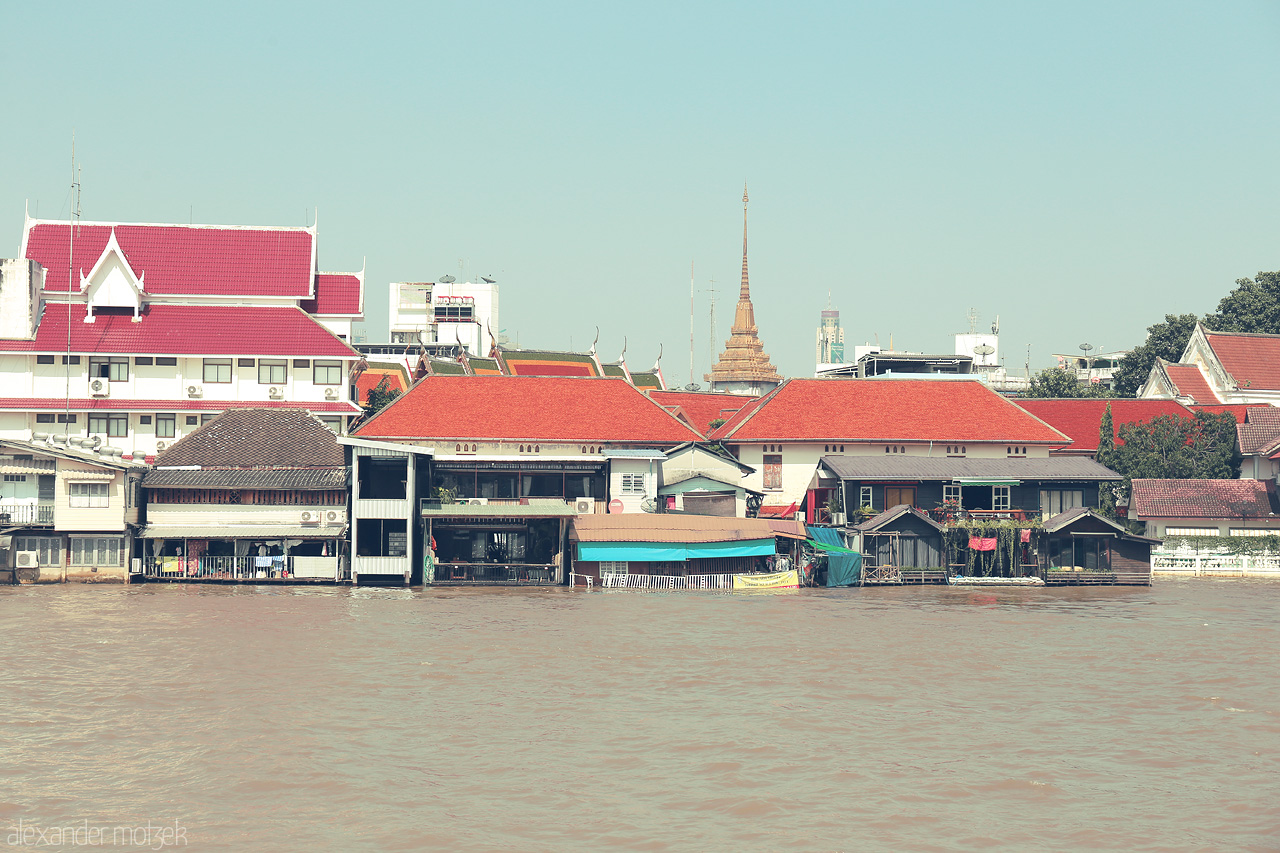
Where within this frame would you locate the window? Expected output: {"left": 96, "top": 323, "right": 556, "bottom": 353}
{"left": 1007, "top": 446, "right": 1026, "bottom": 457}
{"left": 314, "top": 360, "right": 342, "bottom": 385}
{"left": 204, "top": 359, "right": 232, "bottom": 383}
{"left": 1229, "top": 528, "right": 1274, "bottom": 537}
{"left": 58, "top": 414, "right": 76, "bottom": 424}
{"left": 944, "top": 484, "right": 962, "bottom": 506}
{"left": 185, "top": 416, "right": 199, "bottom": 426}
{"left": 156, "top": 356, "right": 177, "bottom": 366}
{"left": 1165, "top": 527, "right": 1219, "bottom": 537}
{"left": 37, "top": 355, "right": 54, "bottom": 365}
{"left": 89, "top": 356, "right": 129, "bottom": 381}
{"left": 62, "top": 355, "right": 81, "bottom": 365}
{"left": 946, "top": 445, "right": 966, "bottom": 457}
{"left": 201, "top": 414, "right": 216, "bottom": 425}
{"left": 1039, "top": 489, "right": 1083, "bottom": 516}
{"left": 355, "top": 518, "right": 407, "bottom": 557}
{"left": 318, "top": 416, "right": 342, "bottom": 433}
{"left": 139, "top": 415, "right": 152, "bottom": 425}
{"left": 763, "top": 454, "right": 782, "bottom": 490}
{"left": 258, "top": 359, "right": 287, "bottom": 384}
{"left": 992, "top": 485, "right": 1010, "bottom": 511}
{"left": 292, "top": 359, "right": 310, "bottom": 369}
{"left": 859, "top": 486, "right": 874, "bottom": 509}
{"left": 358, "top": 456, "right": 408, "bottom": 500}
{"left": 620, "top": 473, "right": 645, "bottom": 494}
{"left": 70, "top": 536, "right": 123, "bottom": 566}
{"left": 237, "top": 358, "right": 256, "bottom": 368}
{"left": 69, "top": 482, "right": 109, "bottom": 508}
{"left": 3, "top": 474, "right": 26, "bottom": 482}
{"left": 600, "top": 561, "right": 629, "bottom": 579}
{"left": 135, "top": 356, "right": 153, "bottom": 366}
{"left": 885, "top": 487, "right": 916, "bottom": 508}
{"left": 88, "top": 414, "right": 128, "bottom": 437}
{"left": 15, "top": 537, "right": 60, "bottom": 566}
{"left": 434, "top": 297, "right": 474, "bottom": 322}
{"left": 36, "top": 413, "right": 55, "bottom": 424}
{"left": 156, "top": 414, "right": 176, "bottom": 438}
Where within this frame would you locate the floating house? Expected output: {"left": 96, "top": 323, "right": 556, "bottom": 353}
{"left": 1040, "top": 507, "right": 1156, "bottom": 585}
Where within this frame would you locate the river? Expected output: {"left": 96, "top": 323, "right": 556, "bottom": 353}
{"left": 1, "top": 579, "right": 1276, "bottom": 851}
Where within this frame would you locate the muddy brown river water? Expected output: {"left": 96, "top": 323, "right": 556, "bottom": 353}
{"left": 1, "top": 579, "right": 1277, "bottom": 851}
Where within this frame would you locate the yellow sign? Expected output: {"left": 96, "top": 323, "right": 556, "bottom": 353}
{"left": 732, "top": 569, "right": 799, "bottom": 590}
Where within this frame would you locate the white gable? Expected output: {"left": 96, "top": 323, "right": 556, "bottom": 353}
{"left": 80, "top": 229, "right": 143, "bottom": 321}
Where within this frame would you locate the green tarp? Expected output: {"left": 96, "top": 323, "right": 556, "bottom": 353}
{"left": 577, "top": 538, "right": 776, "bottom": 562}
{"left": 808, "top": 528, "right": 862, "bottom": 587}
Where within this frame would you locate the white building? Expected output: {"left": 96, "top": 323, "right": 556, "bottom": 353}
{"left": 385, "top": 279, "right": 499, "bottom": 356}
{"left": 0, "top": 214, "right": 365, "bottom": 460}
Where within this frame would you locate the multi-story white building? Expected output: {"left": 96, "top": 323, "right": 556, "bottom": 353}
{"left": 384, "top": 279, "right": 498, "bottom": 356}
{"left": 0, "top": 214, "right": 365, "bottom": 459}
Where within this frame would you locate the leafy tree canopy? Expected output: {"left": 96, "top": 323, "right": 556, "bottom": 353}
{"left": 363, "top": 374, "right": 402, "bottom": 417}
{"left": 1110, "top": 313, "right": 1199, "bottom": 397}
{"left": 1205, "top": 271, "right": 1280, "bottom": 333}
{"left": 1108, "top": 411, "right": 1240, "bottom": 484}
{"left": 1022, "top": 367, "right": 1114, "bottom": 398}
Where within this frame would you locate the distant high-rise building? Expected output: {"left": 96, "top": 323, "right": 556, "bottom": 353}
{"left": 817, "top": 305, "right": 844, "bottom": 367}
{"left": 706, "top": 185, "right": 782, "bottom": 396}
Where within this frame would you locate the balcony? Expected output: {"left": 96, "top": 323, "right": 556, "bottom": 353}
{"left": 141, "top": 555, "right": 346, "bottom": 582}
{"left": 0, "top": 501, "right": 55, "bottom": 525}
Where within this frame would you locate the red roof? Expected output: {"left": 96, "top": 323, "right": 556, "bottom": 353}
{"left": 354, "top": 376, "right": 704, "bottom": 443}
{"left": 711, "top": 379, "right": 1070, "bottom": 444}
{"left": 1236, "top": 407, "right": 1280, "bottom": 454}
{"left": 647, "top": 390, "right": 750, "bottom": 435}
{"left": 1161, "top": 362, "right": 1219, "bottom": 404}
{"left": 303, "top": 273, "right": 362, "bottom": 316}
{"left": 1131, "top": 479, "right": 1276, "bottom": 519}
{"left": 1193, "top": 403, "right": 1264, "bottom": 424}
{"left": 0, "top": 303, "right": 357, "bottom": 358}
{"left": 24, "top": 220, "right": 314, "bottom": 297}
{"left": 1016, "top": 399, "right": 1193, "bottom": 453}
{"left": 1206, "top": 331, "right": 1280, "bottom": 391}
{"left": 0, "top": 398, "right": 358, "bottom": 413}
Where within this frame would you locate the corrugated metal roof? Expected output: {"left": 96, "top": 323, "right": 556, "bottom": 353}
{"left": 820, "top": 455, "right": 1120, "bottom": 482}
{"left": 139, "top": 525, "right": 345, "bottom": 539}
{"left": 421, "top": 500, "right": 577, "bottom": 518}
{"left": 570, "top": 514, "right": 775, "bottom": 542}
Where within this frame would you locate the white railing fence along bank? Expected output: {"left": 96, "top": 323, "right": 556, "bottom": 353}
{"left": 143, "top": 555, "right": 344, "bottom": 581}
{"left": 1151, "top": 551, "right": 1280, "bottom": 577}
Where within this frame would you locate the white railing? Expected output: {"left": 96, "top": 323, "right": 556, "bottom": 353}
{"left": 143, "top": 555, "right": 343, "bottom": 581}
{"left": 1151, "top": 551, "right": 1280, "bottom": 577}
{"left": 599, "top": 572, "right": 734, "bottom": 590}
{"left": 0, "top": 501, "right": 54, "bottom": 525}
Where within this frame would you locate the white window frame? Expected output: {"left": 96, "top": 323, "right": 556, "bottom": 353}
{"left": 258, "top": 359, "right": 287, "bottom": 384}
{"left": 155, "top": 413, "right": 177, "bottom": 438}
{"left": 70, "top": 536, "right": 123, "bottom": 567}
{"left": 1165, "top": 527, "right": 1219, "bottom": 537}
{"left": 992, "top": 486, "right": 1011, "bottom": 511}
{"left": 314, "top": 360, "right": 342, "bottom": 385}
{"left": 943, "top": 484, "right": 962, "bottom": 506}
{"left": 763, "top": 454, "right": 783, "bottom": 491}
{"left": 203, "top": 359, "right": 232, "bottom": 383}
{"left": 1039, "top": 489, "right": 1083, "bottom": 516}
{"left": 859, "top": 485, "right": 874, "bottom": 509}
{"left": 599, "top": 561, "right": 629, "bottom": 578}
{"left": 15, "top": 536, "right": 60, "bottom": 566}
{"left": 620, "top": 473, "right": 645, "bottom": 494}
{"left": 68, "top": 482, "right": 109, "bottom": 508}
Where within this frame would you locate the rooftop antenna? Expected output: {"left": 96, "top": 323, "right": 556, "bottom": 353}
{"left": 967, "top": 308, "right": 979, "bottom": 334}
{"left": 688, "top": 260, "right": 696, "bottom": 390}
{"left": 65, "top": 135, "right": 81, "bottom": 435}
{"left": 706, "top": 278, "right": 718, "bottom": 375}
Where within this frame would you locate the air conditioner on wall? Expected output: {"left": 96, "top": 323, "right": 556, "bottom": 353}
{"left": 300, "top": 510, "right": 317, "bottom": 523}
{"left": 89, "top": 378, "right": 109, "bottom": 398}
{"left": 325, "top": 509, "right": 346, "bottom": 525}
{"left": 268, "top": 386, "right": 284, "bottom": 399}
{"left": 155, "top": 441, "right": 168, "bottom": 453}
{"left": 464, "top": 498, "right": 488, "bottom": 506}
{"left": 187, "top": 385, "right": 203, "bottom": 399}
{"left": 324, "top": 388, "right": 338, "bottom": 400}
{"left": 15, "top": 551, "right": 38, "bottom": 568}
{"left": 575, "top": 499, "right": 594, "bottom": 515}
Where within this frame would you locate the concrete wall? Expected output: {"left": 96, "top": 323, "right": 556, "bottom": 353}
{"left": 0, "top": 259, "right": 42, "bottom": 340}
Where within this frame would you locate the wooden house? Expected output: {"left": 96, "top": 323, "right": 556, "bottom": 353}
{"left": 1039, "top": 507, "right": 1156, "bottom": 585}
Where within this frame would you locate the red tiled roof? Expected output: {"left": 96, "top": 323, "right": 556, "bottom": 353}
{"left": 1236, "top": 407, "right": 1280, "bottom": 454}
{"left": 647, "top": 390, "right": 750, "bottom": 435}
{"left": 354, "top": 376, "right": 704, "bottom": 443}
{"left": 0, "top": 398, "right": 359, "bottom": 413}
{"left": 1131, "top": 479, "right": 1276, "bottom": 519}
{"left": 1193, "top": 404, "right": 1265, "bottom": 424}
{"left": 1162, "top": 362, "right": 1219, "bottom": 404}
{"left": 302, "top": 273, "right": 362, "bottom": 316}
{"left": 711, "top": 379, "right": 1070, "bottom": 444}
{"left": 1016, "top": 399, "right": 1193, "bottom": 453}
{"left": 0, "top": 303, "right": 357, "bottom": 358}
{"left": 24, "top": 221, "right": 314, "bottom": 297}
{"left": 1205, "top": 331, "right": 1280, "bottom": 391}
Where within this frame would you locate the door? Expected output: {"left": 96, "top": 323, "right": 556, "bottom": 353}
{"left": 884, "top": 487, "right": 915, "bottom": 508}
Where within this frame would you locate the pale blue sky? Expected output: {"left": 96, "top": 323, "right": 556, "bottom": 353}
{"left": 3, "top": 2, "right": 1278, "bottom": 381}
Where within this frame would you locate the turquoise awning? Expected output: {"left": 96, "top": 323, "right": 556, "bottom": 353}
{"left": 577, "top": 538, "right": 775, "bottom": 562}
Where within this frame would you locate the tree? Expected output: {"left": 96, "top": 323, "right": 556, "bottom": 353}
{"left": 1110, "top": 313, "right": 1199, "bottom": 397}
{"left": 1023, "top": 367, "right": 1114, "bottom": 398}
{"left": 1108, "top": 411, "right": 1241, "bottom": 487}
{"left": 1096, "top": 403, "right": 1117, "bottom": 517}
{"left": 363, "top": 375, "right": 402, "bottom": 417}
{"left": 1205, "top": 271, "right": 1280, "bottom": 334}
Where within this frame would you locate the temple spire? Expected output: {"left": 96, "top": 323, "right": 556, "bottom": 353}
{"left": 740, "top": 184, "right": 751, "bottom": 301}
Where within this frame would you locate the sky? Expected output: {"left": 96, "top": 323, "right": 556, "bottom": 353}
{"left": 3, "top": 1, "right": 1278, "bottom": 384}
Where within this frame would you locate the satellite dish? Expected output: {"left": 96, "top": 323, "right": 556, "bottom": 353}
{"left": 684, "top": 382, "right": 701, "bottom": 391}
{"left": 481, "top": 276, "right": 496, "bottom": 284}
{"left": 640, "top": 497, "right": 658, "bottom": 513}
{"left": 973, "top": 344, "right": 995, "bottom": 356}
{"left": 439, "top": 275, "right": 456, "bottom": 283}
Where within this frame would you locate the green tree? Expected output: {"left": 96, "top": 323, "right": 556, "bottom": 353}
{"left": 1107, "top": 411, "right": 1241, "bottom": 501}
{"left": 363, "top": 374, "right": 402, "bottom": 417}
{"left": 1205, "top": 271, "right": 1280, "bottom": 333}
{"left": 1096, "top": 403, "right": 1117, "bottom": 517}
{"left": 1110, "top": 313, "right": 1199, "bottom": 397}
{"left": 1023, "top": 367, "right": 1114, "bottom": 398}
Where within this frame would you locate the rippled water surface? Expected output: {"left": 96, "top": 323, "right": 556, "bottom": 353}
{"left": 2, "top": 580, "right": 1278, "bottom": 851}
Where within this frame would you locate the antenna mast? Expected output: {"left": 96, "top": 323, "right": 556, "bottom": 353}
{"left": 706, "top": 278, "right": 717, "bottom": 378}
{"left": 689, "top": 261, "right": 695, "bottom": 389}
{"left": 65, "top": 137, "right": 81, "bottom": 434}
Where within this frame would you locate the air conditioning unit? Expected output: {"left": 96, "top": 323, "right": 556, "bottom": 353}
{"left": 15, "top": 551, "right": 38, "bottom": 568}
{"left": 324, "top": 387, "right": 338, "bottom": 401}
{"left": 155, "top": 441, "right": 168, "bottom": 453}
{"left": 89, "top": 378, "right": 109, "bottom": 397}
{"left": 268, "top": 386, "right": 284, "bottom": 399}
{"left": 575, "top": 498, "right": 594, "bottom": 515}
{"left": 187, "top": 385, "right": 203, "bottom": 399}
{"left": 300, "top": 510, "right": 317, "bottom": 523}
{"left": 464, "top": 498, "right": 488, "bottom": 506}
{"left": 325, "top": 509, "right": 346, "bottom": 525}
